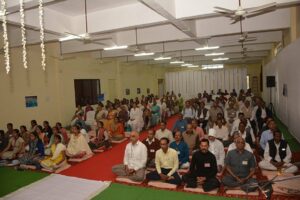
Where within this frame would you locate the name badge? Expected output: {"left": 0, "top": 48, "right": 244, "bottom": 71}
{"left": 177, "top": 151, "right": 180, "bottom": 155}
{"left": 181, "top": 126, "right": 184, "bottom": 129}
{"left": 242, "top": 160, "right": 248, "bottom": 165}
{"left": 281, "top": 148, "right": 286, "bottom": 151}
{"left": 204, "top": 163, "right": 210, "bottom": 168}
{"left": 150, "top": 149, "right": 155, "bottom": 153}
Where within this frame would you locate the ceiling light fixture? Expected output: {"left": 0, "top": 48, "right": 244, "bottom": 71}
{"left": 187, "top": 65, "right": 199, "bottom": 68}
{"left": 213, "top": 57, "right": 229, "bottom": 61}
{"left": 104, "top": 45, "right": 128, "bottom": 51}
{"left": 154, "top": 56, "right": 171, "bottom": 61}
{"left": 181, "top": 63, "right": 193, "bottom": 67}
{"left": 202, "top": 64, "right": 224, "bottom": 69}
{"left": 205, "top": 52, "right": 225, "bottom": 56}
{"left": 134, "top": 52, "right": 154, "bottom": 57}
{"left": 195, "top": 46, "right": 219, "bottom": 51}
{"left": 170, "top": 60, "right": 184, "bottom": 64}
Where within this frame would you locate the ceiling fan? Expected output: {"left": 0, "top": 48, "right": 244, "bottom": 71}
{"left": 214, "top": 0, "right": 276, "bottom": 24}
{"left": 61, "top": 0, "right": 111, "bottom": 45}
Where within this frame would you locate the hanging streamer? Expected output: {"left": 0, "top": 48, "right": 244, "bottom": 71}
{"left": 20, "top": 0, "right": 28, "bottom": 69}
{"left": 39, "top": 0, "right": 46, "bottom": 70}
{"left": 1, "top": 0, "right": 10, "bottom": 74}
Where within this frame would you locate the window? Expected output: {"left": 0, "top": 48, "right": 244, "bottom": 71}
{"left": 74, "top": 79, "right": 100, "bottom": 106}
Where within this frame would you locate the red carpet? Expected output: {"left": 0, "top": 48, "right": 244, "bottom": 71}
{"left": 60, "top": 115, "right": 179, "bottom": 181}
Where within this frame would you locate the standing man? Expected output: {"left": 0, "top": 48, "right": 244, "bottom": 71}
{"left": 222, "top": 137, "right": 258, "bottom": 192}
{"left": 183, "top": 138, "right": 220, "bottom": 192}
{"left": 112, "top": 131, "right": 147, "bottom": 182}
{"left": 146, "top": 138, "right": 182, "bottom": 185}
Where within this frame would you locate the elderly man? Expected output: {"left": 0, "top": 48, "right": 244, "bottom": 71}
{"left": 222, "top": 137, "right": 258, "bottom": 192}
{"left": 155, "top": 121, "right": 174, "bottom": 142}
{"left": 112, "top": 131, "right": 147, "bottom": 182}
{"left": 142, "top": 129, "right": 160, "bottom": 168}
{"left": 228, "top": 132, "right": 253, "bottom": 153}
{"left": 146, "top": 138, "right": 182, "bottom": 185}
{"left": 183, "top": 138, "right": 220, "bottom": 192}
{"left": 259, "top": 130, "right": 298, "bottom": 173}
{"left": 207, "top": 129, "right": 225, "bottom": 172}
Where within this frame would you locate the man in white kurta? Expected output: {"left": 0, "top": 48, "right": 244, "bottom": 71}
{"left": 155, "top": 122, "right": 174, "bottom": 142}
{"left": 207, "top": 129, "right": 225, "bottom": 172}
{"left": 112, "top": 131, "right": 147, "bottom": 182}
{"left": 128, "top": 104, "right": 144, "bottom": 132}
{"left": 259, "top": 131, "right": 298, "bottom": 173}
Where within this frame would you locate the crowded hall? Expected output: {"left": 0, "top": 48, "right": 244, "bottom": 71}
{"left": 1, "top": 0, "right": 300, "bottom": 200}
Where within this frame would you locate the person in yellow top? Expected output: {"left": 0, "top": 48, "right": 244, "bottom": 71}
{"left": 146, "top": 137, "right": 182, "bottom": 185}
{"left": 40, "top": 135, "right": 66, "bottom": 171}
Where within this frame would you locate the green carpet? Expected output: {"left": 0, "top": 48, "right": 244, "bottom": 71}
{"left": 92, "top": 183, "right": 239, "bottom": 200}
{"left": 0, "top": 167, "right": 49, "bottom": 197}
{"left": 274, "top": 117, "right": 300, "bottom": 152}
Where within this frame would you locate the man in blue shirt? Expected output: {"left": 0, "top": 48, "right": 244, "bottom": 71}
{"left": 172, "top": 113, "right": 187, "bottom": 133}
{"left": 170, "top": 131, "right": 190, "bottom": 169}
{"left": 260, "top": 120, "right": 278, "bottom": 155}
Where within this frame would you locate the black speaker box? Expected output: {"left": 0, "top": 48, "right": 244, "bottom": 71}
{"left": 266, "top": 76, "right": 275, "bottom": 87}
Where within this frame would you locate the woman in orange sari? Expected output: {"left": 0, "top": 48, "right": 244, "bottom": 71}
{"left": 104, "top": 105, "right": 118, "bottom": 130}
{"left": 109, "top": 117, "right": 125, "bottom": 141}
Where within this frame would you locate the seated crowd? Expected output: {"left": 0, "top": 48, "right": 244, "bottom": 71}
{"left": 111, "top": 88, "right": 299, "bottom": 193}
{"left": 0, "top": 89, "right": 298, "bottom": 194}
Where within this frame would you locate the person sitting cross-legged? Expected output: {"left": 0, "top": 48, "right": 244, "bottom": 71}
{"left": 142, "top": 129, "right": 160, "bottom": 168}
{"left": 146, "top": 137, "right": 182, "bottom": 185}
{"left": 259, "top": 130, "right": 298, "bottom": 174}
{"left": 183, "top": 138, "right": 220, "bottom": 192}
{"left": 66, "top": 125, "right": 92, "bottom": 159}
{"left": 170, "top": 131, "right": 190, "bottom": 169}
{"left": 112, "top": 131, "right": 147, "bottom": 182}
{"left": 222, "top": 137, "right": 258, "bottom": 193}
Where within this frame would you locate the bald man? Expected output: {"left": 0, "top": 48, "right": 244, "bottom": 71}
{"left": 112, "top": 131, "right": 147, "bottom": 182}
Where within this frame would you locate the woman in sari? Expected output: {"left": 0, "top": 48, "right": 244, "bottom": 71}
{"left": 18, "top": 132, "right": 44, "bottom": 168}
{"left": 109, "top": 117, "right": 125, "bottom": 141}
{"left": 40, "top": 134, "right": 66, "bottom": 171}
{"left": 151, "top": 101, "right": 160, "bottom": 126}
{"left": 88, "top": 121, "right": 111, "bottom": 150}
{"left": 103, "top": 105, "right": 117, "bottom": 130}
{"left": 36, "top": 125, "right": 49, "bottom": 145}
{"left": 45, "top": 127, "right": 64, "bottom": 155}
{"left": 66, "top": 125, "right": 92, "bottom": 158}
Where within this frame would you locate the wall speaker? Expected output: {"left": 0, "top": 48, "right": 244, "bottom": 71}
{"left": 266, "top": 76, "right": 276, "bottom": 88}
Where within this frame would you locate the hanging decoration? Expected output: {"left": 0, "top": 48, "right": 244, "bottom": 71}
{"left": 38, "top": 0, "right": 46, "bottom": 70}
{"left": 1, "top": 0, "right": 10, "bottom": 74}
{"left": 20, "top": 0, "right": 28, "bottom": 69}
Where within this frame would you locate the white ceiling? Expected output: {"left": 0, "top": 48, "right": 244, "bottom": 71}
{"left": 2, "top": 0, "right": 300, "bottom": 66}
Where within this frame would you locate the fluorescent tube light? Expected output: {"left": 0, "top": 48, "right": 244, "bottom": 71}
{"left": 202, "top": 64, "right": 224, "bottom": 69}
{"left": 195, "top": 46, "right": 219, "bottom": 51}
{"left": 134, "top": 52, "right": 154, "bottom": 57}
{"left": 213, "top": 57, "right": 229, "bottom": 61}
{"left": 59, "top": 34, "right": 85, "bottom": 42}
{"left": 154, "top": 56, "right": 172, "bottom": 61}
{"left": 181, "top": 63, "right": 193, "bottom": 67}
{"left": 187, "top": 65, "right": 199, "bottom": 68}
{"left": 204, "top": 52, "right": 225, "bottom": 56}
{"left": 170, "top": 60, "right": 184, "bottom": 64}
{"left": 104, "top": 45, "right": 128, "bottom": 50}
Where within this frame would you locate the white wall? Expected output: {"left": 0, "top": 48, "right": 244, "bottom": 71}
{"left": 262, "top": 37, "right": 300, "bottom": 142}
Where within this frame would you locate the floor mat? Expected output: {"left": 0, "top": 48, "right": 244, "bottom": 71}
{"left": 0, "top": 167, "right": 49, "bottom": 197}
{"left": 92, "top": 183, "right": 237, "bottom": 200}
{"left": 2, "top": 174, "right": 110, "bottom": 200}
{"left": 60, "top": 115, "right": 179, "bottom": 181}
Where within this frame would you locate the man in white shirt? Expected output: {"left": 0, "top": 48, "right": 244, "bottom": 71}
{"left": 207, "top": 129, "right": 225, "bottom": 172}
{"left": 182, "top": 100, "right": 195, "bottom": 122}
{"left": 259, "top": 130, "right": 298, "bottom": 173}
{"left": 230, "top": 112, "right": 252, "bottom": 136}
{"left": 155, "top": 121, "right": 174, "bottom": 142}
{"left": 112, "top": 131, "right": 147, "bottom": 182}
{"left": 127, "top": 103, "right": 144, "bottom": 132}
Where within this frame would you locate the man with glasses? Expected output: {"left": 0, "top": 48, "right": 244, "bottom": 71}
{"left": 146, "top": 137, "right": 182, "bottom": 185}
{"left": 112, "top": 131, "right": 147, "bottom": 182}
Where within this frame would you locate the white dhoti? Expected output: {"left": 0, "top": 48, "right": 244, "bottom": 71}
{"left": 259, "top": 160, "right": 298, "bottom": 173}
